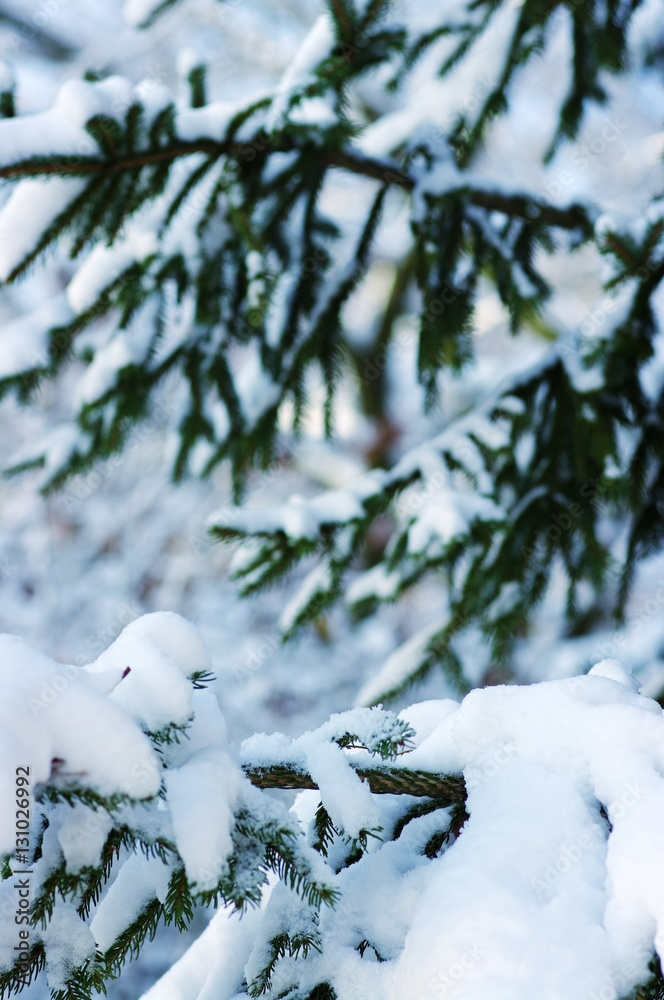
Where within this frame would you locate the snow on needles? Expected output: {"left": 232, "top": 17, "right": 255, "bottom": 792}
{"left": 388, "top": 660, "right": 664, "bottom": 1000}
{"left": 0, "top": 613, "right": 251, "bottom": 985}
{"left": 212, "top": 660, "right": 664, "bottom": 999}
{"left": 0, "top": 632, "right": 161, "bottom": 854}
{"left": 5, "top": 613, "right": 664, "bottom": 999}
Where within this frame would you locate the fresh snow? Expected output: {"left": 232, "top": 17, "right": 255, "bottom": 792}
{"left": 387, "top": 662, "right": 664, "bottom": 999}
{"left": 0, "top": 294, "right": 73, "bottom": 379}
{"left": 165, "top": 745, "right": 241, "bottom": 890}
{"left": 3, "top": 616, "right": 664, "bottom": 1000}
{"left": 280, "top": 559, "right": 333, "bottom": 635}
{"left": 266, "top": 14, "right": 335, "bottom": 130}
{"left": 66, "top": 230, "right": 158, "bottom": 315}
{"left": 123, "top": 0, "right": 166, "bottom": 27}
{"left": 0, "top": 179, "right": 87, "bottom": 282}
{"left": 355, "top": 621, "right": 443, "bottom": 706}
{"left": 87, "top": 611, "right": 210, "bottom": 731}
{"left": 0, "top": 633, "right": 161, "bottom": 855}
{"left": 140, "top": 905, "right": 264, "bottom": 1000}
{"left": 91, "top": 854, "right": 173, "bottom": 953}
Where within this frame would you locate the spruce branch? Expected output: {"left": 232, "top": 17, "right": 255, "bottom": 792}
{"left": 0, "top": 143, "right": 593, "bottom": 234}
{"left": 243, "top": 763, "right": 466, "bottom": 804}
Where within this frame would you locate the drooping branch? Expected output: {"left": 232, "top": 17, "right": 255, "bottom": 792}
{"left": 325, "top": 150, "right": 593, "bottom": 233}
{"left": 243, "top": 763, "right": 467, "bottom": 803}
{"left": 0, "top": 141, "right": 593, "bottom": 234}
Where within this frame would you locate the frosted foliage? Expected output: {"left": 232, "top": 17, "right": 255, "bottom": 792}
{"left": 165, "top": 746, "right": 241, "bottom": 890}
{"left": 3, "top": 610, "right": 664, "bottom": 999}
{"left": 0, "top": 0, "right": 663, "bottom": 997}
{"left": 0, "top": 179, "right": 87, "bottom": 282}
{"left": 0, "top": 614, "right": 251, "bottom": 993}
{"left": 0, "top": 633, "right": 161, "bottom": 854}
{"left": 388, "top": 662, "right": 664, "bottom": 1000}
{"left": 42, "top": 904, "right": 96, "bottom": 991}
{"left": 90, "top": 856, "right": 172, "bottom": 953}
{"left": 135, "top": 658, "right": 664, "bottom": 1000}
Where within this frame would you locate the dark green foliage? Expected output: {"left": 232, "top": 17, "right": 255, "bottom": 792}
{"left": 1, "top": 4, "right": 663, "bottom": 996}
{"left": 334, "top": 718, "right": 414, "bottom": 758}
{"left": 189, "top": 668, "right": 216, "bottom": 688}
{"left": 312, "top": 804, "right": 336, "bottom": 858}
{"left": 633, "top": 957, "right": 664, "bottom": 999}
{"left": 0, "top": 702, "right": 414, "bottom": 999}
{"left": 248, "top": 929, "right": 322, "bottom": 997}
{"left": 0, "top": 89, "right": 14, "bottom": 119}
{"left": 0, "top": 0, "right": 645, "bottom": 502}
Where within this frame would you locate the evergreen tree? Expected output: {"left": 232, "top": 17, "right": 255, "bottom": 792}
{"left": 1, "top": 0, "right": 664, "bottom": 997}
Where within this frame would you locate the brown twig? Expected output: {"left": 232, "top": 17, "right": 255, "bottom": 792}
{"left": 244, "top": 762, "right": 467, "bottom": 804}
{"left": 0, "top": 141, "right": 592, "bottom": 234}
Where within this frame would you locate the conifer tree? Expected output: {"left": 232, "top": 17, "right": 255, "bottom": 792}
{"left": 1, "top": 0, "right": 664, "bottom": 997}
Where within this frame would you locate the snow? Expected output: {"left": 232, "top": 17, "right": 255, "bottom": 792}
{"left": 56, "top": 77, "right": 135, "bottom": 129}
{"left": 280, "top": 559, "right": 333, "bottom": 635}
{"left": 0, "top": 178, "right": 87, "bottom": 282}
{"left": 165, "top": 746, "right": 242, "bottom": 890}
{"left": 66, "top": 229, "right": 158, "bottom": 314}
{"left": 346, "top": 564, "right": 402, "bottom": 606}
{"left": 406, "top": 491, "right": 502, "bottom": 555}
{"left": 5, "top": 577, "right": 664, "bottom": 999}
{"left": 629, "top": 0, "right": 664, "bottom": 61}
{"left": 398, "top": 700, "right": 460, "bottom": 747}
{"left": 266, "top": 14, "right": 335, "bottom": 130}
{"left": 0, "top": 61, "right": 13, "bottom": 93}
{"left": 0, "top": 611, "right": 263, "bottom": 990}
{"left": 242, "top": 706, "right": 410, "bottom": 837}
{"left": 123, "top": 0, "right": 168, "bottom": 28}
{"left": 176, "top": 101, "right": 241, "bottom": 142}
{"left": 387, "top": 664, "right": 664, "bottom": 999}
{"left": 0, "top": 109, "right": 90, "bottom": 168}
{"left": 359, "top": 0, "right": 524, "bottom": 161}
{"left": 215, "top": 489, "right": 364, "bottom": 542}
{"left": 87, "top": 611, "right": 210, "bottom": 731}
{"left": 224, "top": 666, "right": 664, "bottom": 1000}
{"left": 76, "top": 315, "right": 157, "bottom": 407}
{"left": 0, "top": 294, "right": 73, "bottom": 379}
{"left": 355, "top": 621, "right": 443, "bottom": 706}
{"left": 42, "top": 903, "right": 96, "bottom": 990}
{"left": 234, "top": 347, "right": 282, "bottom": 427}
{"left": 0, "top": 633, "right": 162, "bottom": 855}
{"left": 56, "top": 802, "right": 114, "bottom": 872}
{"left": 307, "top": 739, "right": 381, "bottom": 838}
{"left": 0, "top": 0, "right": 664, "bottom": 996}
{"left": 589, "top": 657, "right": 642, "bottom": 691}
{"left": 91, "top": 854, "right": 173, "bottom": 953}
{"left": 140, "top": 905, "right": 263, "bottom": 1000}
